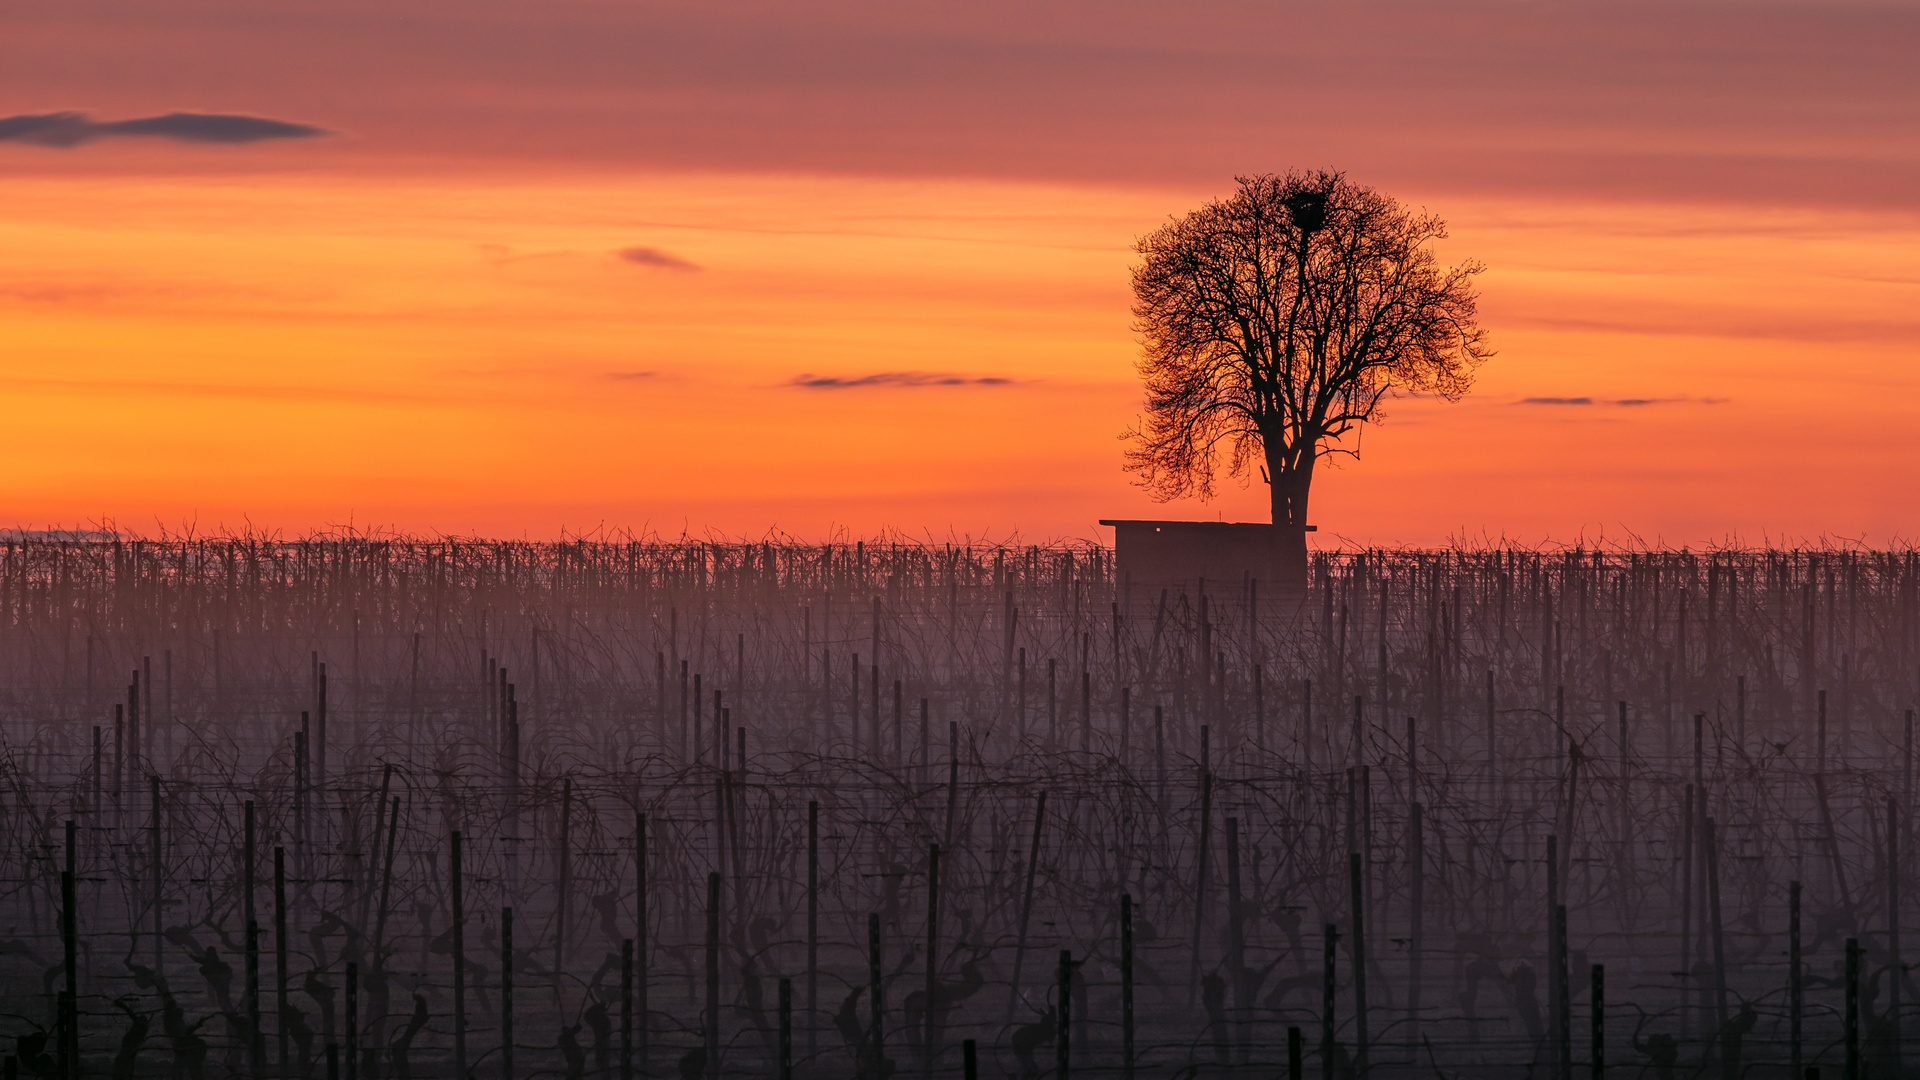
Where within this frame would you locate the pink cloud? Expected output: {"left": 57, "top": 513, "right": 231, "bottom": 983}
{"left": 4, "top": 1, "right": 1912, "bottom": 210}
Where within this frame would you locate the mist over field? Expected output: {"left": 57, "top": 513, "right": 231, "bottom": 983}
{"left": 0, "top": 535, "right": 1912, "bottom": 1077}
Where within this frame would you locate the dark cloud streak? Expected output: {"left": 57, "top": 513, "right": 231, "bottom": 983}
{"left": 790, "top": 372, "right": 1013, "bottom": 389}
{"left": 616, "top": 247, "right": 701, "bottom": 272}
{"left": 1517, "top": 396, "right": 1728, "bottom": 407}
{"left": 0, "top": 111, "right": 328, "bottom": 147}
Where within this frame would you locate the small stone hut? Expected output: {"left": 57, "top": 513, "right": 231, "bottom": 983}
{"left": 1098, "top": 519, "right": 1311, "bottom": 602}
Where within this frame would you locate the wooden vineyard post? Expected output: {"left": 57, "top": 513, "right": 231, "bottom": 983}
{"left": 452, "top": 832, "right": 467, "bottom": 1080}
{"left": 1057, "top": 950, "right": 1072, "bottom": 1080}
{"left": 1409, "top": 802, "right": 1424, "bottom": 1045}
{"left": 344, "top": 962, "right": 358, "bottom": 1080}
{"left": 150, "top": 776, "right": 162, "bottom": 978}
{"left": 245, "top": 801, "right": 263, "bottom": 1074}
{"left": 808, "top": 801, "right": 819, "bottom": 1065}
{"left": 944, "top": 725, "right": 959, "bottom": 851}
{"left": 1547, "top": 832, "right": 1562, "bottom": 1073}
{"left": 706, "top": 873, "right": 721, "bottom": 1080}
{"left": 1361, "top": 765, "right": 1375, "bottom": 927}
{"left": 275, "top": 846, "right": 290, "bottom": 1079}
{"left": 712, "top": 778, "right": 728, "bottom": 940}
{"left": 1889, "top": 796, "right": 1903, "bottom": 1067}
{"left": 1081, "top": 672, "right": 1091, "bottom": 754}
{"left": 91, "top": 727, "right": 102, "bottom": 857}
{"left": 1007, "top": 792, "right": 1047, "bottom": 1021}
{"left": 1555, "top": 904, "right": 1570, "bottom": 1080}
{"left": 362, "top": 763, "right": 393, "bottom": 930}
{"left": 374, "top": 798, "right": 400, "bottom": 951}
{"left": 56, "top": 988, "right": 72, "bottom": 1080}
{"left": 962, "top": 1039, "right": 977, "bottom": 1080}
{"left": 1322, "top": 924, "right": 1338, "bottom": 1080}
{"left": 1681, "top": 786, "right": 1694, "bottom": 1036}
{"left": 127, "top": 674, "right": 138, "bottom": 799}
{"left": 1846, "top": 937, "right": 1860, "bottom": 1080}
{"left": 1559, "top": 692, "right": 1574, "bottom": 889}
{"left": 1288, "top": 1025, "right": 1303, "bottom": 1080}
{"left": 924, "top": 842, "right": 942, "bottom": 1076}
{"left": 1591, "top": 964, "right": 1605, "bottom": 1079}
{"left": 778, "top": 977, "right": 793, "bottom": 1080}
{"left": 1791, "top": 880, "right": 1803, "bottom": 1078}
{"left": 1120, "top": 894, "right": 1134, "bottom": 1080}
{"left": 1693, "top": 713, "right": 1707, "bottom": 1035}
{"left": 1226, "top": 815, "right": 1247, "bottom": 1061}
{"left": 60, "top": 868, "right": 76, "bottom": 1080}
{"left": 312, "top": 656, "right": 331, "bottom": 805}
{"left": 1186, "top": 754, "right": 1212, "bottom": 1006}
{"left": 868, "top": 913, "right": 884, "bottom": 1073}
{"left": 1350, "top": 852, "right": 1369, "bottom": 1077}
{"left": 502, "top": 907, "right": 514, "bottom": 1080}
{"left": 555, "top": 777, "right": 571, "bottom": 983}
{"left": 294, "top": 729, "right": 307, "bottom": 900}
{"left": 621, "top": 939, "right": 634, "bottom": 1080}
{"left": 1706, "top": 818, "right": 1729, "bottom": 1052}
{"left": 636, "top": 812, "right": 649, "bottom": 1074}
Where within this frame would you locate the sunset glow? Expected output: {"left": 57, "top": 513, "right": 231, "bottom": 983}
{"left": 5, "top": 0, "right": 1917, "bottom": 544}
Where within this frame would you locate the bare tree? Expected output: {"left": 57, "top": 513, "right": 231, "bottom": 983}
{"left": 1124, "top": 170, "right": 1491, "bottom": 541}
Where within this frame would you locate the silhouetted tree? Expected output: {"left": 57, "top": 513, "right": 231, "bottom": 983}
{"left": 1125, "top": 171, "right": 1490, "bottom": 544}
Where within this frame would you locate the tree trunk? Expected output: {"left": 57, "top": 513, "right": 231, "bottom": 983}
{"left": 1268, "top": 442, "right": 1314, "bottom": 588}
{"left": 1268, "top": 443, "right": 1315, "bottom": 527}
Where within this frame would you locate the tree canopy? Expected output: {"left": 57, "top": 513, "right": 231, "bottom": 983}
{"left": 1124, "top": 171, "right": 1491, "bottom": 528}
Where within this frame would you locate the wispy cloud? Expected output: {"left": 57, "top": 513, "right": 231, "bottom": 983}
{"left": 788, "top": 372, "right": 1013, "bottom": 389}
{"left": 615, "top": 247, "right": 701, "bottom": 272}
{"left": 0, "top": 111, "right": 328, "bottom": 147}
{"left": 605, "top": 370, "right": 656, "bottom": 381}
{"left": 1517, "top": 396, "right": 1727, "bottom": 407}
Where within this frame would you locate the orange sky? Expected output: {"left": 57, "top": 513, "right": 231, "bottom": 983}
{"left": 4, "top": 0, "right": 1918, "bottom": 546}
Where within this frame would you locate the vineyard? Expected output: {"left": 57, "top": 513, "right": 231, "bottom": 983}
{"left": 0, "top": 535, "right": 1916, "bottom": 1079}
